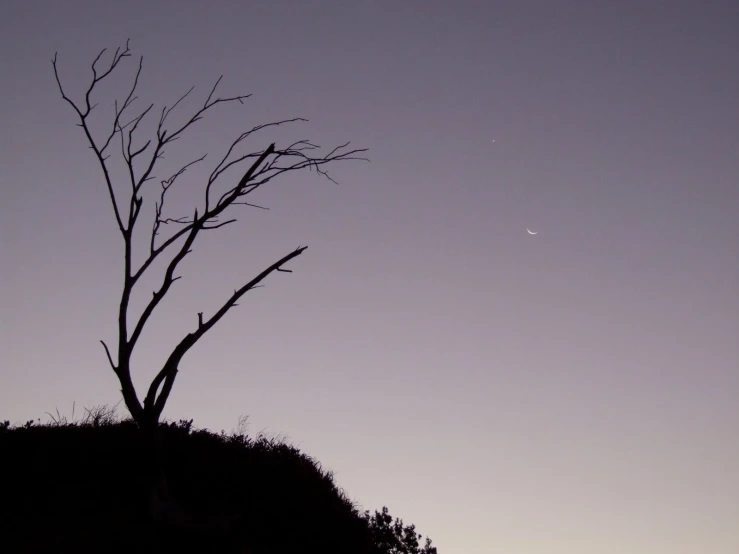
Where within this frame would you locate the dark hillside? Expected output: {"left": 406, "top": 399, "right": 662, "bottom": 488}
{"left": 0, "top": 415, "right": 436, "bottom": 554}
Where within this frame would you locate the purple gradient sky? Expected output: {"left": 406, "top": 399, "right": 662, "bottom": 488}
{"left": 1, "top": 1, "right": 738, "bottom": 552}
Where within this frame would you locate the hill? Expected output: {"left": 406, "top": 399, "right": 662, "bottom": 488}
{"left": 0, "top": 409, "right": 436, "bottom": 554}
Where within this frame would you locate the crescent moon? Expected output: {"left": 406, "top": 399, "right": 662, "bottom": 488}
{"left": 527, "top": 228, "right": 537, "bottom": 235}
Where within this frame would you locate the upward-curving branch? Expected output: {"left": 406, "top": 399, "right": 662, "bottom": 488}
{"left": 53, "top": 41, "right": 368, "bottom": 428}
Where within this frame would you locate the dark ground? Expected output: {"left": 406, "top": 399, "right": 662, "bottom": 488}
{"left": 0, "top": 414, "right": 435, "bottom": 554}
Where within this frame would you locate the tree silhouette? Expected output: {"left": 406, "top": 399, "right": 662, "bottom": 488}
{"left": 52, "top": 40, "right": 367, "bottom": 429}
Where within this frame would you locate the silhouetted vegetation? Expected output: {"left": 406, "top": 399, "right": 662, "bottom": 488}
{"left": 27, "top": 41, "right": 437, "bottom": 553}
{"left": 52, "top": 40, "right": 367, "bottom": 428}
{"left": 0, "top": 408, "right": 436, "bottom": 554}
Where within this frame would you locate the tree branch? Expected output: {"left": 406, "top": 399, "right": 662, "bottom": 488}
{"left": 127, "top": 212, "right": 201, "bottom": 353}
{"left": 100, "top": 340, "right": 116, "bottom": 371}
{"left": 52, "top": 50, "right": 130, "bottom": 233}
{"left": 144, "top": 246, "right": 308, "bottom": 417}
{"left": 150, "top": 156, "right": 207, "bottom": 253}
{"left": 204, "top": 118, "right": 307, "bottom": 210}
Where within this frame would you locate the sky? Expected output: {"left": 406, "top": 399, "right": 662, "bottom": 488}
{"left": 1, "top": 1, "right": 737, "bottom": 552}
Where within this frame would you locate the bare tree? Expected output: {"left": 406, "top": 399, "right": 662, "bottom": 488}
{"left": 52, "top": 40, "right": 367, "bottom": 429}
